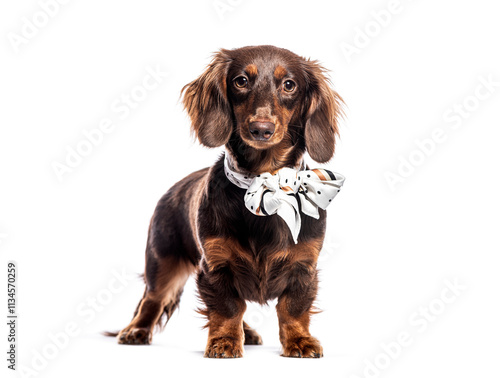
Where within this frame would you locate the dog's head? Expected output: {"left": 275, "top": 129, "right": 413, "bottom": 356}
{"left": 182, "top": 45, "right": 343, "bottom": 166}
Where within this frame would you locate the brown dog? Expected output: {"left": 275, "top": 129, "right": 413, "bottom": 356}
{"left": 107, "top": 45, "right": 344, "bottom": 358}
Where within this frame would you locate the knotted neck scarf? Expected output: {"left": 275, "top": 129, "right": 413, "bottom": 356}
{"left": 223, "top": 151, "right": 345, "bottom": 243}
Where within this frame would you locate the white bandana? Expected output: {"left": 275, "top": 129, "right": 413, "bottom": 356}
{"left": 224, "top": 152, "right": 345, "bottom": 243}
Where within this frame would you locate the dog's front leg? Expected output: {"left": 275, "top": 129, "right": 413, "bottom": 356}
{"left": 197, "top": 238, "right": 246, "bottom": 358}
{"left": 276, "top": 276, "right": 323, "bottom": 358}
{"left": 203, "top": 296, "right": 246, "bottom": 358}
{"left": 276, "top": 240, "right": 324, "bottom": 358}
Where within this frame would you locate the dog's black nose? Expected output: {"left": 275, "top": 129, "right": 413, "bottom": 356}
{"left": 249, "top": 122, "right": 275, "bottom": 141}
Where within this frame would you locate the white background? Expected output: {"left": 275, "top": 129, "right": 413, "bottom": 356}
{"left": 1, "top": 0, "right": 499, "bottom": 377}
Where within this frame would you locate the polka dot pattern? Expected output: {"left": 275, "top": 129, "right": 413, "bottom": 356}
{"left": 223, "top": 152, "right": 345, "bottom": 243}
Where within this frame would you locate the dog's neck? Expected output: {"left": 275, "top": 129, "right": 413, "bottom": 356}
{"left": 223, "top": 149, "right": 306, "bottom": 192}
{"left": 225, "top": 139, "right": 304, "bottom": 175}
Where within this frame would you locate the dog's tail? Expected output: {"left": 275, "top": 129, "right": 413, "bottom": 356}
{"left": 102, "top": 330, "right": 119, "bottom": 337}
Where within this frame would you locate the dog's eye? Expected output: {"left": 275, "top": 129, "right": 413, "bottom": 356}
{"left": 283, "top": 80, "right": 296, "bottom": 92}
{"left": 234, "top": 76, "right": 248, "bottom": 88}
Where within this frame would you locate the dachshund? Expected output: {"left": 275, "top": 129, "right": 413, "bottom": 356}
{"left": 107, "top": 45, "right": 344, "bottom": 358}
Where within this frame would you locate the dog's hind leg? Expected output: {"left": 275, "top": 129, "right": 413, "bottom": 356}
{"left": 243, "top": 321, "right": 263, "bottom": 345}
{"left": 116, "top": 252, "right": 195, "bottom": 345}
{"left": 108, "top": 171, "right": 205, "bottom": 345}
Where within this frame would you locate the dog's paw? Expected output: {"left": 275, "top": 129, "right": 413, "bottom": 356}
{"left": 281, "top": 336, "right": 323, "bottom": 358}
{"left": 204, "top": 337, "right": 244, "bottom": 358}
{"left": 244, "top": 328, "right": 263, "bottom": 345}
{"left": 117, "top": 327, "right": 152, "bottom": 345}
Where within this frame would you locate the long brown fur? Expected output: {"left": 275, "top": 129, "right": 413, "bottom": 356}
{"left": 107, "top": 45, "right": 343, "bottom": 358}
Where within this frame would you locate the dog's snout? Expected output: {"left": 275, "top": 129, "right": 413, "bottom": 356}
{"left": 249, "top": 122, "right": 275, "bottom": 141}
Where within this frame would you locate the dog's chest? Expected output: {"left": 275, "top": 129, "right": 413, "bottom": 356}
{"left": 231, "top": 243, "right": 296, "bottom": 303}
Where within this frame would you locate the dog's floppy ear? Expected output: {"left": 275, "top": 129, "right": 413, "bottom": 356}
{"left": 182, "top": 49, "right": 233, "bottom": 147}
{"left": 303, "top": 60, "right": 343, "bottom": 163}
